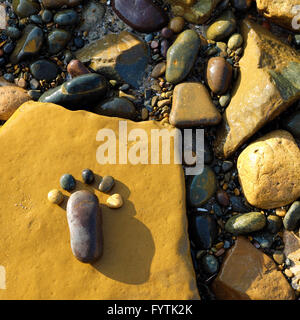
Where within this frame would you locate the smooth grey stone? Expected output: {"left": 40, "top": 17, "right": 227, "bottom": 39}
{"left": 283, "top": 201, "right": 300, "bottom": 231}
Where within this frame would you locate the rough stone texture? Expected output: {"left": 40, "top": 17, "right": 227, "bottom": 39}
{"left": 0, "top": 101, "right": 199, "bottom": 300}
{"left": 169, "top": 82, "right": 221, "bottom": 127}
{"left": 0, "top": 4, "right": 7, "bottom": 30}
{"left": 0, "top": 86, "right": 31, "bottom": 120}
{"left": 166, "top": 0, "right": 221, "bottom": 24}
{"left": 256, "top": 0, "right": 300, "bottom": 31}
{"left": 237, "top": 130, "right": 300, "bottom": 210}
{"left": 212, "top": 236, "right": 295, "bottom": 300}
{"left": 283, "top": 230, "right": 300, "bottom": 292}
{"left": 75, "top": 31, "right": 149, "bottom": 89}
{"left": 214, "top": 19, "right": 300, "bottom": 159}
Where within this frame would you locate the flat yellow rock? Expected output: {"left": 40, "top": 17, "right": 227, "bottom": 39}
{"left": 0, "top": 101, "right": 199, "bottom": 300}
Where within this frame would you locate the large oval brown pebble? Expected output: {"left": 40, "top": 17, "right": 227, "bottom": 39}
{"left": 112, "top": 0, "right": 168, "bottom": 33}
{"left": 66, "top": 190, "right": 103, "bottom": 263}
{"left": 206, "top": 57, "right": 232, "bottom": 95}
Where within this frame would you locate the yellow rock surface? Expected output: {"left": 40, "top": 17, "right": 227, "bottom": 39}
{"left": 256, "top": 0, "right": 300, "bottom": 30}
{"left": 214, "top": 19, "right": 300, "bottom": 159}
{"left": 0, "top": 101, "right": 199, "bottom": 300}
{"left": 212, "top": 236, "right": 295, "bottom": 300}
{"left": 237, "top": 130, "right": 300, "bottom": 209}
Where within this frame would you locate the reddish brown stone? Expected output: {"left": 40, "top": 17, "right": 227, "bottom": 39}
{"left": 67, "top": 59, "right": 90, "bottom": 78}
{"left": 206, "top": 57, "right": 232, "bottom": 95}
{"left": 212, "top": 236, "right": 295, "bottom": 300}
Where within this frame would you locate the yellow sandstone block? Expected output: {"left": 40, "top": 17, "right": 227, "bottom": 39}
{"left": 0, "top": 101, "right": 199, "bottom": 300}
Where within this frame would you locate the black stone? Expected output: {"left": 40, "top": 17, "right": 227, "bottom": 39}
{"left": 53, "top": 9, "right": 78, "bottom": 26}
{"left": 60, "top": 173, "right": 76, "bottom": 191}
{"left": 30, "top": 59, "right": 58, "bottom": 81}
{"left": 82, "top": 169, "right": 95, "bottom": 185}
{"left": 189, "top": 214, "right": 218, "bottom": 250}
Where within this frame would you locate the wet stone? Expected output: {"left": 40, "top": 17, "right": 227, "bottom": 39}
{"left": 206, "top": 10, "right": 236, "bottom": 41}
{"left": 166, "top": 29, "right": 201, "bottom": 84}
{"left": 30, "top": 59, "right": 58, "bottom": 81}
{"left": 60, "top": 173, "right": 76, "bottom": 191}
{"left": 6, "top": 26, "right": 21, "bottom": 39}
{"left": 216, "top": 189, "right": 229, "bottom": 207}
{"left": 252, "top": 231, "right": 275, "bottom": 249}
{"left": 99, "top": 176, "right": 115, "bottom": 193}
{"left": 94, "top": 97, "right": 136, "bottom": 120}
{"left": 66, "top": 190, "right": 103, "bottom": 263}
{"left": 82, "top": 169, "right": 95, "bottom": 185}
{"left": 41, "top": 9, "right": 52, "bottom": 23}
{"left": 112, "top": 0, "right": 168, "bottom": 33}
{"left": 201, "top": 254, "right": 219, "bottom": 275}
{"left": 67, "top": 59, "right": 90, "bottom": 78}
{"left": 47, "top": 29, "right": 71, "bottom": 55}
{"left": 187, "top": 166, "right": 217, "bottom": 207}
{"left": 53, "top": 9, "right": 78, "bottom": 26}
{"left": 207, "top": 57, "right": 232, "bottom": 95}
{"left": 169, "top": 16, "right": 185, "bottom": 34}
{"left": 30, "top": 14, "right": 43, "bottom": 25}
{"left": 225, "top": 212, "right": 267, "bottom": 235}
{"left": 10, "top": 24, "right": 44, "bottom": 64}
{"left": 75, "top": 31, "right": 149, "bottom": 89}
{"left": 267, "top": 215, "right": 283, "bottom": 234}
{"left": 12, "top": 0, "right": 40, "bottom": 18}
{"left": 283, "top": 201, "right": 300, "bottom": 231}
{"left": 189, "top": 214, "right": 218, "bottom": 250}
{"left": 39, "top": 73, "right": 108, "bottom": 109}
{"left": 227, "top": 33, "right": 243, "bottom": 50}
{"left": 41, "top": 0, "right": 82, "bottom": 9}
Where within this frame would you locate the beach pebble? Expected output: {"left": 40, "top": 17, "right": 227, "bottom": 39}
{"left": 106, "top": 193, "right": 123, "bottom": 209}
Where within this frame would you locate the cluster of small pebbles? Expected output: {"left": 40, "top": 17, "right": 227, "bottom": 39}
{"left": 48, "top": 169, "right": 123, "bottom": 209}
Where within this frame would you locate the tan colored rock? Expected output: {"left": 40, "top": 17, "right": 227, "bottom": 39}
{"left": 212, "top": 236, "right": 295, "bottom": 300}
{"left": 0, "top": 4, "right": 7, "bottom": 30}
{"left": 237, "top": 130, "right": 300, "bottom": 209}
{"left": 166, "top": 0, "right": 221, "bottom": 24}
{"left": 214, "top": 19, "right": 300, "bottom": 159}
{"left": 256, "top": 0, "right": 300, "bottom": 31}
{"left": 169, "top": 82, "right": 221, "bottom": 127}
{"left": 0, "top": 101, "right": 199, "bottom": 300}
{"left": 283, "top": 230, "right": 300, "bottom": 292}
{"left": 0, "top": 86, "right": 31, "bottom": 120}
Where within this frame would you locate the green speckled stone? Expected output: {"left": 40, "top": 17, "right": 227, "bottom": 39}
{"left": 166, "top": 29, "right": 201, "bottom": 84}
{"left": 53, "top": 9, "right": 78, "bottom": 26}
{"left": 39, "top": 73, "right": 108, "bottom": 109}
{"left": 12, "top": 0, "right": 40, "bottom": 18}
{"left": 47, "top": 29, "right": 71, "bottom": 55}
{"left": 187, "top": 165, "right": 217, "bottom": 207}
{"left": 225, "top": 212, "right": 266, "bottom": 235}
{"left": 206, "top": 10, "right": 236, "bottom": 41}
{"left": 10, "top": 24, "right": 44, "bottom": 64}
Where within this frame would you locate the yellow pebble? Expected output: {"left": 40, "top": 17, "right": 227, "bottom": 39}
{"left": 284, "top": 269, "right": 294, "bottom": 278}
{"left": 276, "top": 208, "right": 286, "bottom": 217}
{"left": 215, "top": 242, "right": 224, "bottom": 250}
{"left": 48, "top": 189, "right": 64, "bottom": 205}
{"left": 234, "top": 188, "right": 240, "bottom": 196}
{"left": 222, "top": 183, "right": 228, "bottom": 191}
{"left": 106, "top": 194, "right": 123, "bottom": 209}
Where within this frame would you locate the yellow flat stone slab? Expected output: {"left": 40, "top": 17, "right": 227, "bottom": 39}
{"left": 0, "top": 101, "right": 199, "bottom": 300}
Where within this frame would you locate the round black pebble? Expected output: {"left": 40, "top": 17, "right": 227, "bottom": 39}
{"left": 74, "top": 37, "right": 84, "bottom": 48}
{"left": 82, "top": 169, "right": 95, "bottom": 184}
{"left": 60, "top": 174, "right": 76, "bottom": 191}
